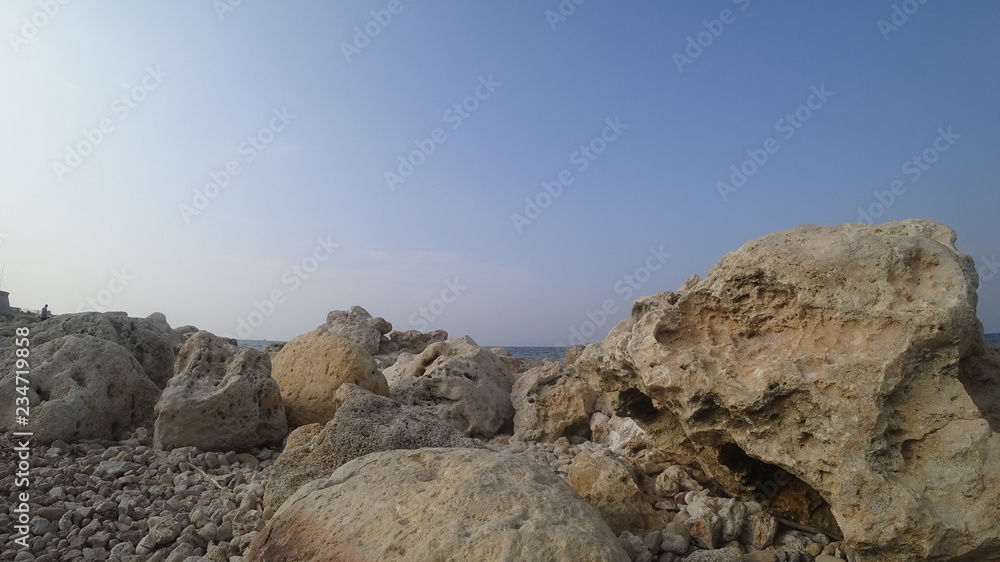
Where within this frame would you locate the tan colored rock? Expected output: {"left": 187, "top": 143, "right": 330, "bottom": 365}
{"left": 0, "top": 335, "right": 160, "bottom": 441}
{"left": 384, "top": 336, "right": 514, "bottom": 438}
{"left": 271, "top": 330, "right": 388, "bottom": 427}
{"left": 576, "top": 220, "right": 1000, "bottom": 561}
{"left": 511, "top": 362, "right": 599, "bottom": 442}
{"left": 246, "top": 448, "right": 629, "bottom": 562}
{"left": 567, "top": 449, "right": 669, "bottom": 535}
{"left": 263, "top": 383, "right": 480, "bottom": 511}
{"left": 386, "top": 328, "right": 448, "bottom": 354}
{"left": 152, "top": 331, "right": 286, "bottom": 452}
{"left": 24, "top": 311, "right": 182, "bottom": 388}
{"left": 321, "top": 306, "right": 387, "bottom": 355}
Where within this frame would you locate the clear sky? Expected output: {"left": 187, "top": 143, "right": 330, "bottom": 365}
{"left": 2, "top": 1, "right": 999, "bottom": 345}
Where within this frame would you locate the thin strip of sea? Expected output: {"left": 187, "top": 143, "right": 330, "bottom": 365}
{"left": 240, "top": 334, "right": 1000, "bottom": 360}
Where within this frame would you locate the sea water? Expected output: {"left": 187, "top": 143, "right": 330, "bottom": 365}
{"left": 241, "top": 336, "right": 1000, "bottom": 359}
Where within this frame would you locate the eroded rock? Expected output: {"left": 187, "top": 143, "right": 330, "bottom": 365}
{"left": 152, "top": 331, "right": 286, "bottom": 452}
{"left": 577, "top": 219, "right": 1000, "bottom": 561}
{"left": 246, "top": 448, "right": 630, "bottom": 561}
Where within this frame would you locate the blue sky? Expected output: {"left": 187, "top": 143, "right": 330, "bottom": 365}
{"left": 2, "top": 1, "right": 998, "bottom": 345}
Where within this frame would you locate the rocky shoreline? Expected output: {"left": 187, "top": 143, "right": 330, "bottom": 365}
{"left": 2, "top": 219, "right": 1000, "bottom": 561}
{"left": 0, "top": 431, "right": 849, "bottom": 561}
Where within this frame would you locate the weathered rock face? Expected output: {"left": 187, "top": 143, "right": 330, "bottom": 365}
{"left": 511, "top": 362, "right": 599, "bottom": 442}
{"left": 567, "top": 449, "right": 669, "bottom": 535}
{"left": 386, "top": 328, "right": 448, "bottom": 355}
{"left": 576, "top": 220, "right": 1000, "bottom": 561}
{"left": 0, "top": 335, "right": 160, "bottom": 442}
{"left": 152, "top": 331, "right": 286, "bottom": 452}
{"left": 263, "top": 383, "right": 480, "bottom": 511}
{"left": 384, "top": 336, "right": 515, "bottom": 438}
{"left": 270, "top": 329, "right": 388, "bottom": 427}
{"left": 246, "top": 448, "right": 630, "bottom": 562}
{"left": 321, "top": 306, "right": 390, "bottom": 356}
{"left": 23, "top": 311, "right": 182, "bottom": 389}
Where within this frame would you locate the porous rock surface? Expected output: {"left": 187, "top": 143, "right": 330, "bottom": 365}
{"left": 0, "top": 334, "right": 160, "bottom": 442}
{"left": 153, "top": 331, "right": 286, "bottom": 452}
{"left": 567, "top": 448, "right": 669, "bottom": 535}
{"left": 511, "top": 361, "right": 600, "bottom": 441}
{"left": 384, "top": 336, "right": 515, "bottom": 438}
{"left": 320, "top": 305, "right": 390, "bottom": 356}
{"left": 11, "top": 311, "right": 182, "bottom": 389}
{"left": 270, "top": 329, "right": 388, "bottom": 427}
{"left": 246, "top": 447, "right": 631, "bottom": 562}
{"left": 576, "top": 219, "right": 1000, "bottom": 561}
{"left": 262, "top": 383, "right": 480, "bottom": 511}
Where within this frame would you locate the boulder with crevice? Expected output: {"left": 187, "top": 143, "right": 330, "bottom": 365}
{"left": 576, "top": 219, "right": 1000, "bottom": 561}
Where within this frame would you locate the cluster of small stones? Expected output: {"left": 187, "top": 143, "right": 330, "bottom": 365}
{"left": 2, "top": 427, "right": 850, "bottom": 562}
{"left": 0, "top": 430, "right": 275, "bottom": 562}
{"left": 487, "top": 435, "right": 851, "bottom": 562}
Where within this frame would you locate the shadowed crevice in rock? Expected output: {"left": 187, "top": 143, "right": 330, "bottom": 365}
{"left": 716, "top": 442, "right": 841, "bottom": 538}
{"left": 615, "top": 388, "right": 657, "bottom": 422}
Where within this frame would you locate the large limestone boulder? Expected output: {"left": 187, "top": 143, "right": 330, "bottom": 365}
{"left": 576, "top": 219, "right": 1000, "bottom": 561}
{"left": 321, "top": 306, "right": 390, "bottom": 355}
{"left": 263, "top": 383, "right": 480, "bottom": 511}
{"left": 152, "top": 331, "right": 286, "bottom": 452}
{"left": 384, "top": 336, "right": 515, "bottom": 438}
{"left": 0, "top": 335, "right": 160, "bottom": 442}
{"left": 512, "top": 362, "right": 600, "bottom": 442}
{"left": 271, "top": 329, "right": 388, "bottom": 427}
{"left": 25, "top": 311, "right": 182, "bottom": 389}
{"left": 246, "top": 448, "right": 630, "bottom": 561}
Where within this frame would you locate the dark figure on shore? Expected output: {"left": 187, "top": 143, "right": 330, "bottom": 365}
{"left": 40, "top": 304, "right": 51, "bottom": 320}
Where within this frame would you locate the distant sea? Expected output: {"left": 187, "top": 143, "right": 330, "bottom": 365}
{"left": 237, "top": 340, "right": 568, "bottom": 361}
{"left": 241, "top": 336, "right": 1000, "bottom": 357}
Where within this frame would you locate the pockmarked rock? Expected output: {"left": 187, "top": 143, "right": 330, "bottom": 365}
{"left": 512, "top": 362, "right": 600, "bottom": 442}
{"left": 263, "top": 383, "right": 480, "bottom": 511}
{"left": 270, "top": 329, "right": 388, "bottom": 427}
{"left": 567, "top": 449, "right": 669, "bottom": 535}
{"left": 321, "top": 305, "right": 388, "bottom": 356}
{"left": 576, "top": 219, "right": 1000, "bottom": 561}
{"left": 0, "top": 334, "right": 160, "bottom": 442}
{"left": 384, "top": 336, "right": 515, "bottom": 438}
{"left": 153, "top": 331, "right": 286, "bottom": 452}
{"left": 246, "top": 448, "right": 630, "bottom": 562}
{"left": 18, "top": 311, "right": 182, "bottom": 388}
